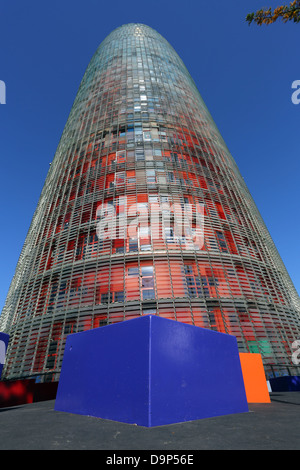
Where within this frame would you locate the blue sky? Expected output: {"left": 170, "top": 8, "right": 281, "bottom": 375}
{"left": 0, "top": 0, "right": 299, "bottom": 312}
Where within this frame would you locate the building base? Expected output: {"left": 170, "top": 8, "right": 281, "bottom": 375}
{"left": 0, "top": 379, "right": 58, "bottom": 408}
{"left": 269, "top": 376, "right": 300, "bottom": 392}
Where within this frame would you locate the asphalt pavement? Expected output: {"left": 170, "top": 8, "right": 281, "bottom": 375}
{"left": 0, "top": 392, "right": 299, "bottom": 450}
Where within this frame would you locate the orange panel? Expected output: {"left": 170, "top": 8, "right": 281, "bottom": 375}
{"left": 239, "top": 353, "right": 271, "bottom": 403}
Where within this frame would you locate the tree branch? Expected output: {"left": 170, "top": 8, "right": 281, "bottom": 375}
{"left": 246, "top": 1, "right": 300, "bottom": 25}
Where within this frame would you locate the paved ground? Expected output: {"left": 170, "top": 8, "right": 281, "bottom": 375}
{"left": 0, "top": 392, "right": 299, "bottom": 450}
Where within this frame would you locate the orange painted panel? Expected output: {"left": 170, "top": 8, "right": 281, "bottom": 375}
{"left": 239, "top": 353, "right": 271, "bottom": 403}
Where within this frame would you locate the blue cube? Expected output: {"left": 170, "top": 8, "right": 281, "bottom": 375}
{"left": 55, "top": 315, "right": 248, "bottom": 426}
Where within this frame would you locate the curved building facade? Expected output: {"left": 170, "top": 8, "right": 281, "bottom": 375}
{"left": 1, "top": 24, "right": 300, "bottom": 382}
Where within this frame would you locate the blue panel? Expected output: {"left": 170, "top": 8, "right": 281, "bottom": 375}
{"left": 269, "top": 376, "right": 300, "bottom": 392}
{"left": 55, "top": 315, "right": 248, "bottom": 426}
{"left": 0, "top": 332, "right": 9, "bottom": 379}
{"left": 55, "top": 317, "right": 150, "bottom": 426}
{"left": 149, "top": 316, "right": 248, "bottom": 426}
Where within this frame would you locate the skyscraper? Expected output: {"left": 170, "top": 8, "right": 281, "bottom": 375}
{"left": 1, "top": 23, "right": 299, "bottom": 383}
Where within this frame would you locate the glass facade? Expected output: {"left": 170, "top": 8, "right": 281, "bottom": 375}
{"left": 1, "top": 23, "right": 300, "bottom": 382}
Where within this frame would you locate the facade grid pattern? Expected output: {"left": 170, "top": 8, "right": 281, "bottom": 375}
{"left": 1, "top": 24, "right": 300, "bottom": 382}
